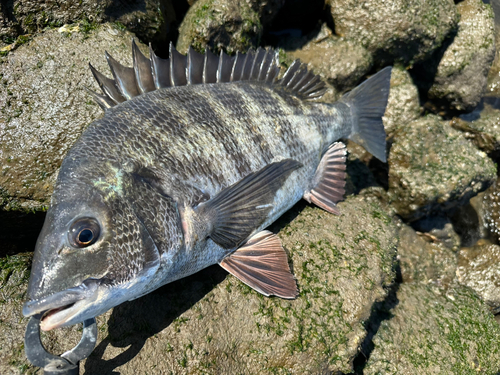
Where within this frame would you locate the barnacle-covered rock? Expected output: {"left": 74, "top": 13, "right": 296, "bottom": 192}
{"left": 388, "top": 115, "right": 496, "bottom": 221}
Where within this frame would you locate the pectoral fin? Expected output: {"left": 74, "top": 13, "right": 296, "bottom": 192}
{"left": 196, "top": 159, "right": 302, "bottom": 249}
{"left": 219, "top": 231, "right": 298, "bottom": 299}
{"left": 304, "top": 142, "right": 347, "bottom": 215}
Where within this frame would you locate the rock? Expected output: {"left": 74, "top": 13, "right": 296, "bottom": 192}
{"left": 427, "top": 0, "right": 496, "bottom": 111}
{"left": 0, "top": 1, "right": 175, "bottom": 51}
{"left": 457, "top": 243, "right": 500, "bottom": 313}
{"left": 177, "top": 0, "right": 284, "bottom": 54}
{"left": 327, "top": 0, "right": 459, "bottom": 65}
{"left": 397, "top": 223, "right": 457, "bottom": 289}
{"left": 383, "top": 66, "right": 421, "bottom": 137}
{"left": 451, "top": 98, "right": 500, "bottom": 154}
{"left": 364, "top": 284, "right": 500, "bottom": 374}
{"left": 0, "top": 24, "right": 149, "bottom": 211}
{"left": 1, "top": 196, "right": 398, "bottom": 374}
{"left": 286, "top": 24, "right": 373, "bottom": 93}
{"left": 483, "top": 178, "right": 500, "bottom": 242}
{"left": 388, "top": 114, "right": 496, "bottom": 221}
{"left": 485, "top": 0, "right": 500, "bottom": 96}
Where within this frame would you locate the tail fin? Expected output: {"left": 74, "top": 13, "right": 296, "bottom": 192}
{"left": 342, "top": 66, "right": 392, "bottom": 162}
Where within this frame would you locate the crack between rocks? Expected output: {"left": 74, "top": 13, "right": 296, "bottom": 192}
{"left": 347, "top": 261, "right": 402, "bottom": 375}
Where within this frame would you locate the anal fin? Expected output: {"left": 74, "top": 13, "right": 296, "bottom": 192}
{"left": 304, "top": 142, "right": 347, "bottom": 215}
{"left": 219, "top": 231, "right": 298, "bottom": 299}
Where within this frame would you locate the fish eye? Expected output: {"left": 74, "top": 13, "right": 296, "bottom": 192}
{"left": 68, "top": 218, "right": 100, "bottom": 248}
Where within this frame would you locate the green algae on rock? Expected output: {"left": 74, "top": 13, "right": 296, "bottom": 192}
{"left": 0, "top": 24, "right": 149, "bottom": 212}
{"left": 388, "top": 115, "right": 496, "bottom": 221}
{"left": 327, "top": 0, "right": 459, "bottom": 65}
{"left": 364, "top": 284, "right": 500, "bottom": 375}
{"left": 176, "top": 0, "right": 273, "bottom": 54}
{"left": 457, "top": 243, "right": 500, "bottom": 314}
{"left": 427, "top": 0, "right": 496, "bottom": 111}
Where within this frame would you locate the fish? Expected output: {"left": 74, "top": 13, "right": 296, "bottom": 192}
{"left": 22, "top": 41, "right": 391, "bottom": 331}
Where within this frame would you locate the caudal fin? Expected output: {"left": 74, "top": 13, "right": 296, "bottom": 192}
{"left": 342, "top": 66, "right": 392, "bottom": 162}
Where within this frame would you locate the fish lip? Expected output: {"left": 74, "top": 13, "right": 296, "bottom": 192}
{"left": 22, "top": 278, "right": 101, "bottom": 319}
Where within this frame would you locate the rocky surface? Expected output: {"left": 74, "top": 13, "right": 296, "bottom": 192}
{"left": 383, "top": 66, "right": 421, "bottom": 137}
{"left": 457, "top": 243, "right": 500, "bottom": 314}
{"left": 286, "top": 24, "right": 373, "bottom": 94}
{"left": 177, "top": 0, "right": 282, "bottom": 54}
{"left": 484, "top": 178, "right": 500, "bottom": 242}
{"left": 388, "top": 115, "right": 496, "bottom": 221}
{"left": 452, "top": 98, "right": 500, "bottom": 154}
{"left": 364, "top": 284, "right": 500, "bottom": 374}
{"left": 397, "top": 223, "right": 457, "bottom": 288}
{"left": 0, "top": 24, "right": 148, "bottom": 211}
{"left": 426, "top": 0, "right": 496, "bottom": 111}
{"left": 327, "top": 0, "right": 459, "bottom": 65}
{"left": 0, "top": 196, "right": 397, "bottom": 374}
{"left": 0, "top": 0, "right": 176, "bottom": 51}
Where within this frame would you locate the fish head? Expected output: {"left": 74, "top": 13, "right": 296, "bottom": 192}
{"left": 22, "top": 169, "right": 163, "bottom": 331}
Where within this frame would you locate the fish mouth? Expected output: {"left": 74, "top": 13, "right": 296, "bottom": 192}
{"left": 22, "top": 278, "right": 100, "bottom": 331}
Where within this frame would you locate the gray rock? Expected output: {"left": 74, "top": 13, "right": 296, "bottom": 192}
{"left": 176, "top": 0, "right": 284, "bottom": 54}
{"left": 0, "top": 1, "right": 175, "bottom": 51}
{"left": 364, "top": 284, "right": 500, "bottom": 374}
{"left": 383, "top": 66, "right": 421, "bottom": 137}
{"left": 327, "top": 0, "right": 459, "bottom": 65}
{"left": 451, "top": 98, "right": 500, "bottom": 154}
{"left": 388, "top": 114, "right": 496, "bottom": 221}
{"left": 0, "top": 196, "right": 398, "bottom": 374}
{"left": 286, "top": 24, "right": 373, "bottom": 93}
{"left": 0, "top": 24, "right": 149, "bottom": 211}
{"left": 457, "top": 243, "right": 500, "bottom": 313}
{"left": 397, "top": 223, "right": 457, "bottom": 289}
{"left": 483, "top": 178, "right": 500, "bottom": 242}
{"left": 427, "top": 0, "right": 496, "bottom": 111}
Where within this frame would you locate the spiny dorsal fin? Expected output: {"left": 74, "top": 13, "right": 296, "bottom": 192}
{"left": 88, "top": 41, "right": 327, "bottom": 110}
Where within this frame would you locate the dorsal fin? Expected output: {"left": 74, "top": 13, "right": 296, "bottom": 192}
{"left": 88, "top": 41, "right": 327, "bottom": 110}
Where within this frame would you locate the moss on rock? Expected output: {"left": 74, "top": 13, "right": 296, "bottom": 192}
{"left": 176, "top": 0, "right": 269, "bottom": 55}
{"left": 364, "top": 284, "right": 500, "bottom": 374}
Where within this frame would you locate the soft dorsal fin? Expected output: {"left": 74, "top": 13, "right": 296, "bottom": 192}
{"left": 87, "top": 41, "right": 328, "bottom": 110}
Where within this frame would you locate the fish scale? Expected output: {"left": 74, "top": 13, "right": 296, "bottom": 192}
{"left": 22, "top": 43, "right": 392, "bottom": 333}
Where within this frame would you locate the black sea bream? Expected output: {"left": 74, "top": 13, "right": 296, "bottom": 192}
{"left": 22, "top": 41, "right": 391, "bottom": 331}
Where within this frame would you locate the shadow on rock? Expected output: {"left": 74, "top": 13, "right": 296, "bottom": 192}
{"left": 0, "top": 210, "right": 46, "bottom": 257}
{"left": 83, "top": 265, "right": 229, "bottom": 375}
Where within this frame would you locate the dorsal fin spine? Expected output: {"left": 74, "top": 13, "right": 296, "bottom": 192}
{"left": 89, "top": 42, "right": 327, "bottom": 111}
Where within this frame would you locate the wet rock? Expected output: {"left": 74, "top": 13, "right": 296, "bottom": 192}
{"left": 457, "top": 243, "right": 500, "bottom": 314}
{"left": 286, "top": 24, "right": 373, "bottom": 93}
{"left": 327, "top": 0, "right": 459, "bottom": 65}
{"left": 364, "top": 284, "right": 500, "bottom": 374}
{"left": 427, "top": 0, "right": 496, "bottom": 112}
{"left": 0, "top": 1, "right": 175, "bottom": 50}
{"left": 451, "top": 98, "right": 500, "bottom": 154}
{"left": 397, "top": 223, "right": 457, "bottom": 289}
{"left": 383, "top": 66, "right": 421, "bottom": 137}
{"left": 412, "top": 214, "right": 461, "bottom": 251}
{"left": 483, "top": 178, "right": 500, "bottom": 242}
{"left": 388, "top": 114, "right": 496, "bottom": 221}
{"left": 177, "top": 0, "right": 284, "bottom": 54}
{"left": 0, "top": 24, "right": 149, "bottom": 211}
{"left": 0, "top": 196, "right": 397, "bottom": 373}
